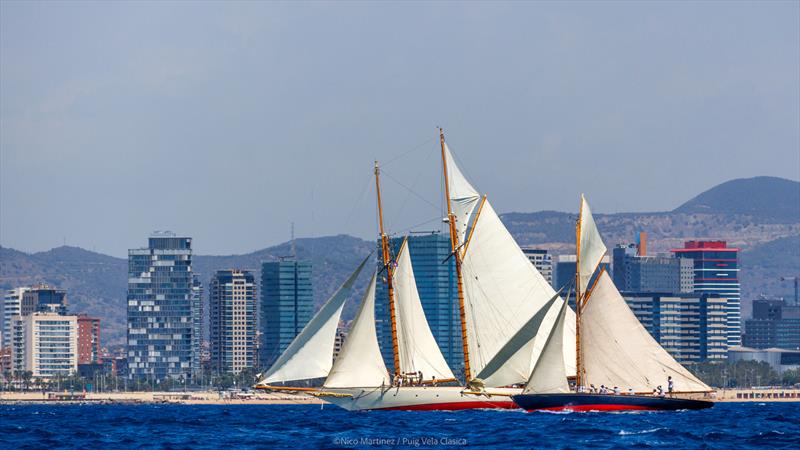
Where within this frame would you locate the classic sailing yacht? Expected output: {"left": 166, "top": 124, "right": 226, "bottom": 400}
{"left": 511, "top": 195, "right": 714, "bottom": 412}
{"left": 320, "top": 131, "right": 577, "bottom": 410}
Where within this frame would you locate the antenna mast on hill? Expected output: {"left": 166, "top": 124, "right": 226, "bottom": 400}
{"left": 291, "top": 222, "right": 297, "bottom": 259}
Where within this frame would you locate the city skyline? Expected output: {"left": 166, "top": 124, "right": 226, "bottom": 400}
{"left": 2, "top": 2, "right": 798, "bottom": 256}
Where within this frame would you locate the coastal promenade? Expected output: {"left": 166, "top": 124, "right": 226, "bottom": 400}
{"left": 0, "top": 390, "right": 325, "bottom": 405}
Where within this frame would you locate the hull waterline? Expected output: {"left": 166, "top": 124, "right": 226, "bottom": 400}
{"left": 511, "top": 393, "right": 714, "bottom": 412}
{"left": 320, "top": 386, "right": 521, "bottom": 411}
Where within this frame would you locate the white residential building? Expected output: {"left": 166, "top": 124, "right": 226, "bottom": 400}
{"left": 11, "top": 312, "right": 78, "bottom": 379}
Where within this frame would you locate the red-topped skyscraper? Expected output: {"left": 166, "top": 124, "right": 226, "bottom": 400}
{"left": 672, "top": 241, "right": 741, "bottom": 346}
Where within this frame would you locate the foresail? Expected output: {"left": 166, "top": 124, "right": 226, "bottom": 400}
{"left": 582, "top": 271, "right": 712, "bottom": 393}
{"left": 460, "top": 199, "right": 566, "bottom": 386}
{"left": 523, "top": 292, "right": 570, "bottom": 394}
{"left": 475, "top": 291, "right": 560, "bottom": 388}
{"left": 324, "top": 272, "right": 391, "bottom": 388}
{"left": 443, "top": 142, "right": 480, "bottom": 242}
{"left": 258, "top": 255, "right": 369, "bottom": 385}
{"left": 394, "top": 240, "right": 456, "bottom": 380}
{"left": 578, "top": 195, "right": 607, "bottom": 295}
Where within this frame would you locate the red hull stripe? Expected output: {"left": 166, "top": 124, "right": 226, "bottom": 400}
{"left": 377, "top": 401, "right": 519, "bottom": 411}
{"left": 534, "top": 404, "right": 656, "bottom": 412}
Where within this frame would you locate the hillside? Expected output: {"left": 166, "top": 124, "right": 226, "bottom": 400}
{"left": 1, "top": 177, "right": 798, "bottom": 346}
{"left": 674, "top": 176, "right": 800, "bottom": 221}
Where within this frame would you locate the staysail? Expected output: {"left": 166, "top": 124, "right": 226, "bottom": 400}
{"left": 522, "top": 291, "right": 571, "bottom": 394}
{"left": 324, "top": 272, "right": 391, "bottom": 388}
{"left": 257, "top": 256, "right": 369, "bottom": 385}
{"left": 475, "top": 290, "right": 561, "bottom": 386}
{"left": 582, "top": 271, "right": 712, "bottom": 393}
{"left": 394, "top": 239, "right": 456, "bottom": 380}
{"left": 577, "top": 194, "right": 606, "bottom": 295}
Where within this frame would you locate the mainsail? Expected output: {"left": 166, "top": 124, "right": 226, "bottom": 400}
{"left": 582, "top": 271, "right": 712, "bottom": 393}
{"left": 577, "top": 194, "right": 606, "bottom": 295}
{"left": 522, "top": 292, "right": 571, "bottom": 394}
{"left": 393, "top": 239, "right": 456, "bottom": 380}
{"left": 257, "top": 256, "right": 369, "bottom": 385}
{"left": 324, "top": 272, "right": 391, "bottom": 388}
{"left": 459, "top": 199, "right": 570, "bottom": 386}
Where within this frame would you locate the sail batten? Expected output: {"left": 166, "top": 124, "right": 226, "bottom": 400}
{"left": 394, "top": 240, "right": 456, "bottom": 380}
{"left": 324, "top": 272, "right": 391, "bottom": 388}
{"left": 257, "top": 256, "right": 369, "bottom": 386}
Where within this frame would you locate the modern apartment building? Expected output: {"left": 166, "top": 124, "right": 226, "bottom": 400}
{"left": 521, "top": 247, "right": 554, "bottom": 287}
{"left": 77, "top": 315, "right": 101, "bottom": 364}
{"left": 209, "top": 269, "right": 256, "bottom": 374}
{"left": 2, "top": 287, "right": 30, "bottom": 348}
{"left": 623, "top": 292, "right": 728, "bottom": 363}
{"left": 743, "top": 299, "right": 800, "bottom": 350}
{"left": 613, "top": 244, "right": 694, "bottom": 293}
{"left": 672, "top": 241, "right": 741, "bottom": 346}
{"left": 11, "top": 312, "right": 78, "bottom": 379}
{"left": 127, "top": 233, "right": 196, "bottom": 380}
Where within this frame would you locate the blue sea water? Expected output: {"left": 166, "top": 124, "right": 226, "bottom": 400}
{"left": 0, "top": 402, "right": 798, "bottom": 449}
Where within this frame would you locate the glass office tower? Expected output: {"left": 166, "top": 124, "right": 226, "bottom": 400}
{"left": 260, "top": 260, "right": 313, "bottom": 369}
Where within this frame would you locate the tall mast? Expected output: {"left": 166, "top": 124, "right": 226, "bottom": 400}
{"left": 439, "top": 129, "right": 472, "bottom": 382}
{"left": 574, "top": 198, "right": 583, "bottom": 390}
{"left": 374, "top": 161, "right": 401, "bottom": 377}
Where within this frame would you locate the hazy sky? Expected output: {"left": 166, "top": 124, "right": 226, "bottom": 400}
{"left": 2, "top": 1, "right": 798, "bottom": 257}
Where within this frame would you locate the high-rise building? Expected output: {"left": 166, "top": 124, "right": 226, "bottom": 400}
{"left": 521, "top": 247, "right": 553, "bottom": 287}
{"left": 11, "top": 312, "right": 78, "bottom": 379}
{"left": 743, "top": 299, "right": 800, "bottom": 350}
{"left": 260, "top": 260, "right": 313, "bottom": 369}
{"left": 375, "top": 232, "right": 462, "bottom": 376}
{"left": 554, "top": 254, "right": 611, "bottom": 292}
{"left": 209, "top": 269, "right": 256, "bottom": 374}
{"left": 612, "top": 244, "right": 693, "bottom": 293}
{"left": 191, "top": 275, "right": 204, "bottom": 376}
{"left": 22, "top": 284, "right": 68, "bottom": 316}
{"left": 127, "top": 233, "right": 195, "bottom": 381}
{"left": 2, "top": 287, "right": 30, "bottom": 348}
{"left": 623, "top": 292, "right": 728, "bottom": 363}
{"left": 77, "top": 315, "right": 101, "bottom": 364}
{"left": 672, "top": 241, "right": 741, "bottom": 347}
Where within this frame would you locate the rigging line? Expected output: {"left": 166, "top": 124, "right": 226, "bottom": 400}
{"left": 380, "top": 136, "right": 437, "bottom": 168}
{"left": 380, "top": 168, "right": 440, "bottom": 213}
{"left": 386, "top": 141, "right": 440, "bottom": 231}
{"left": 390, "top": 216, "right": 442, "bottom": 237}
{"left": 342, "top": 170, "right": 375, "bottom": 234}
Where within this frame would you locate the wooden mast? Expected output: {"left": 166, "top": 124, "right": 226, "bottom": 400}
{"left": 374, "top": 161, "right": 401, "bottom": 377}
{"left": 439, "top": 129, "right": 472, "bottom": 383}
{"left": 574, "top": 196, "right": 584, "bottom": 390}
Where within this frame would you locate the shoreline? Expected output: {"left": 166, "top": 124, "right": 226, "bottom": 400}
{"left": 1, "top": 388, "right": 798, "bottom": 405}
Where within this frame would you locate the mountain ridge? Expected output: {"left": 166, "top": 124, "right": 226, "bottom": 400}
{"left": 1, "top": 176, "right": 798, "bottom": 346}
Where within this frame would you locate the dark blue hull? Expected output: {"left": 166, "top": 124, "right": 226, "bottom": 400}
{"left": 512, "top": 393, "right": 714, "bottom": 412}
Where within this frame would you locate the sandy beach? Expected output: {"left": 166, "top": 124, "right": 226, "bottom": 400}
{"left": 0, "top": 390, "right": 325, "bottom": 405}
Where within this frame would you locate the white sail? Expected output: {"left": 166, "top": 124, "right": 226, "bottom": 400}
{"left": 582, "top": 271, "right": 712, "bottom": 393}
{"left": 578, "top": 194, "right": 607, "bottom": 295}
{"left": 394, "top": 239, "right": 456, "bottom": 380}
{"left": 324, "top": 273, "right": 391, "bottom": 388}
{"left": 460, "top": 199, "right": 566, "bottom": 386}
{"left": 475, "top": 291, "right": 560, "bottom": 387}
{"left": 443, "top": 142, "right": 480, "bottom": 242}
{"left": 523, "top": 292, "right": 571, "bottom": 394}
{"left": 258, "top": 256, "right": 368, "bottom": 385}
